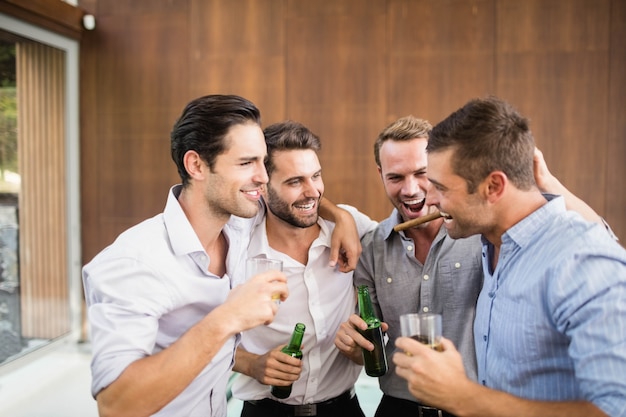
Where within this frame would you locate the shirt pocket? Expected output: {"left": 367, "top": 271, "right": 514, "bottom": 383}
{"left": 438, "top": 257, "right": 483, "bottom": 310}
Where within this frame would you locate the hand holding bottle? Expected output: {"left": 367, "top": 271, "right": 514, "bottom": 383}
{"left": 335, "top": 313, "right": 389, "bottom": 365}
{"left": 356, "top": 285, "right": 388, "bottom": 376}
{"left": 238, "top": 343, "right": 304, "bottom": 387}
{"left": 271, "top": 323, "right": 306, "bottom": 398}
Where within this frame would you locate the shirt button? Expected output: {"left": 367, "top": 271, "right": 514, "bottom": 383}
{"left": 422, "top": 307, "right": 429, "bottom": 312}
{"left": 455, "top": 262, "right": 461, "bottom": 268}
{"left": 423, "top": 275, "right": 429, "bottom": 281}
{"left": 483, "top": 335, "right": 487, "bottom": 341}
{"left": 407, "top": 245, "right": 413, "bottom": 251}
{"left": 386, "top": 277, "right": 392, "bottom": 283}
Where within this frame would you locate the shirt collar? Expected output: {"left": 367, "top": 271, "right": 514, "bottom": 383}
{"left": 500, "top": 193, "right": 565, "bottom": 249}
{"left": 163, "top": 184, "right": 205, "bottom": 256}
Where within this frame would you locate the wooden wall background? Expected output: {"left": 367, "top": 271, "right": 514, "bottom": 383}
{"left": 78, "top": 0, "right": 626, "bottom": 263}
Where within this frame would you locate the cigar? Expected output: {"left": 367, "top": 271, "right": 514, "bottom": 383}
{"left": 393, "top": 211, "right": 443, "bottom": 232}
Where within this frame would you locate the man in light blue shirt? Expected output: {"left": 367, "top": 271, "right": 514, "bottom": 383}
{"left": 393, "top": 96, "right": 626, "bottom": 417}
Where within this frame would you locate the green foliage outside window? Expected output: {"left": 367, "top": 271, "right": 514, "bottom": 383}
{"left": 0, "top": 41, "right": 17, "bottom": 192}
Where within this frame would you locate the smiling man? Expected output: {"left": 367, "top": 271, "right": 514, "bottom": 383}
{"left": 334, "top": 116, "right": 483, "bottom": 417}
{"left": 83, "top": 95, "right": 290, "bottom": 417}
{"left": 232, "top": 121, "right": 376, "bottom": 417}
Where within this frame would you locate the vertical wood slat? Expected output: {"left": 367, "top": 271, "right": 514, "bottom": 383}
{"left": 16, "top": 41, "right": 69, "bottom": 340}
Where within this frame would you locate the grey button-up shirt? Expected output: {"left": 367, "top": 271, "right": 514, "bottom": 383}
{"left": 354, "top": 209, "right": 483, "bottom": 402}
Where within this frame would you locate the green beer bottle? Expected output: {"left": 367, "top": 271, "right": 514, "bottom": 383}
{"left": 270, "top": 322, "right": 306, "bottom": 399}
{"left": 357, "top": 285, "right": 388, "bottom": 376}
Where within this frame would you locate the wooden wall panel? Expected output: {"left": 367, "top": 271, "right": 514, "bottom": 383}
{"left": 495, "top": 0, "right": 611, "bottom": 221}
{"left": 188, "top": 0, "right": 286, "bottom": 124}
{"left": 79, "top": 0, "right": 626, "bottom": 262}
{"left": 606, "top": 0, "right": 626, "bottom": 240}
{"left": 284, "top": 0, "right": 390, "bottom": 220}
{"left": 80, "top": 0, "right": 189, "bottom": 261}
{"left": 387, "top": 0, "right": 496, "bottom": 124}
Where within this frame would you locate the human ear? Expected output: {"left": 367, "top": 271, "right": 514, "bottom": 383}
{"left": 483, "top": 171, "right": 507, "bottom": 203}
{"left": 183, "top": 150, "right": 205, "bottom": 180}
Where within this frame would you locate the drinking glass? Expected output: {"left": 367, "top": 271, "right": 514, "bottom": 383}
{"left": 399, "top": 313, "right": 443, "bottom": 352}
{"left": 246, "top": 257, "right": 283, "bottom": 304}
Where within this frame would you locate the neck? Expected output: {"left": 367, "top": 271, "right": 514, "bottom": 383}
{"left": 485, "top": 188, "right": 547, "bottom": 267}
{"left": 178, "top": 186, "right": 229, "bottom": 256}
{"left": 265, "top": 213, "right": 320, "bottom": 265}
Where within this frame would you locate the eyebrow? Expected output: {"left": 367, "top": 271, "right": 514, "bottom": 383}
{"left": 284, "top": 169, "right": 322, "bottom": 183}
{"left": 427, "top": 177, "right": 446, "bottom": 189}
{"left": 238, "top": 155, "right": 263, "bottom": 163}
{"left": 385, "top": 166, "right": 427, "bottom": 178}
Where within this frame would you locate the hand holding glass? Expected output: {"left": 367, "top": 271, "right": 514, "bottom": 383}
{"left": 246, "top": 258, "right": 283, "bottom": 304}
{"left": 400, "top": 313, "right": 443, "bottom": 352}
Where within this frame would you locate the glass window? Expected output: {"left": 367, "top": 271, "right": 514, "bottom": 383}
{"left": 0, "top": 16, "right": 81, "bottom": 367}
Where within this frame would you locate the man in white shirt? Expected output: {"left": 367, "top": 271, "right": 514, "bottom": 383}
{"left": 82, "top": 95, "right": 291, "bottom": 417}
{"left": 232, "top": 121, "right": 377, "bottom": 417}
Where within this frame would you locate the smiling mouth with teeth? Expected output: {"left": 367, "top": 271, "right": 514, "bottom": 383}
{"left": 294, "top": 200, "right": 317, "bottom": 211}
{"left": 403, "top": 198, "right": 426, "bottom": 213}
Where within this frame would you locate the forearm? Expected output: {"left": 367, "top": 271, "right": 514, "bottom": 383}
{"left": 232, "top": 346, "right": 258, "bottom": 377}
{"left": 451, "top": 383, "right": 606, "bottom": 417}
{"left": 97, "top": 313, "right": 236, "bottom": 417}
{"left": 319, "top": 196, "right": 348, "bottom": 222}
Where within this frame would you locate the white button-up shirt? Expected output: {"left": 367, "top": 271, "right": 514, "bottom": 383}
{"left": 232, "top": 205, "right": 376, "bottom": 404}
{"left": 83, "top": 185, "right": 254, "bottom": 416}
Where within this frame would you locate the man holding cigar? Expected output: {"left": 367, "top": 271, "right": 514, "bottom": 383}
{"left": 393, "top": 96, "right": 626, "bottom": 417}
{"left": 335, "top": 116, "right": 481, "bottom": 417}
{"left": 335, "top": 115, "right": 610, "bottom": 417}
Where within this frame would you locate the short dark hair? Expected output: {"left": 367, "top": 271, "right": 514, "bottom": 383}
{"left": 263, "top": 121, "right": 321, "bottom": 176}
{"left": 427, "top": 96, "right": 536, "bottom": 193}
{"left": 170, "top": 94, "right": 261, "bottom": 185}
{"left": 374, "top": 116, "right": 432, "bottom": 167}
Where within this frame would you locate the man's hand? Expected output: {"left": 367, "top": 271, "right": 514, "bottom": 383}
{"left": 220, "top": 270, "right": 288, "bottom": 331}
{"left": 534, "top": 147, "right": 607, "bottom": 226}
{"left": 335, "top": 314, "right": 389, "bottom": 364}
{"left": 393, "top": 336, "right": 471, "bottom": 411}
{"left": 244, "top": 345, "right": 304, "bottom": 387}
{"left": 328, "top": 209, "right": 362, "bottom": 272}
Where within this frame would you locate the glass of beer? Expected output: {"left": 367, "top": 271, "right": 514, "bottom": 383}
{"left": 246, "top": 257, "right": 283, "bottom": 304}
{"left": 400, "top": 313, "right": 443, "bottom": 352}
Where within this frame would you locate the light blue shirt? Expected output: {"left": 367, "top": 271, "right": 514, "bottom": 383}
{"left": 475, "top": 195, "right": 626, "bottom": 416}
{"left": 83, "top": 185, "right": 254, "bottom": 416}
